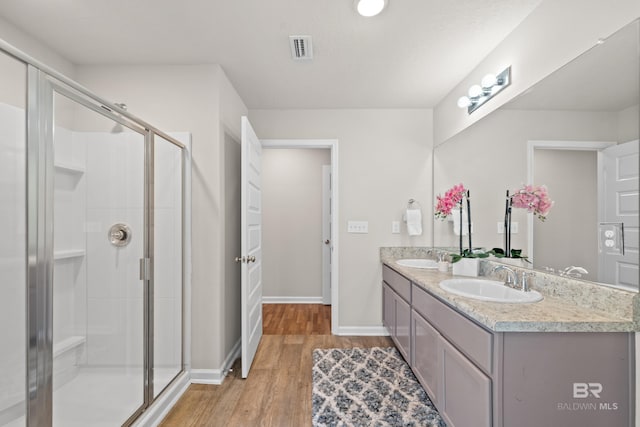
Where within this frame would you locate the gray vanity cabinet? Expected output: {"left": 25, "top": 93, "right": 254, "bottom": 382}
{"left": 382, "top": 265, "right": 411, "bottom": 361}
{"left": 412, "top": 283, "right": 492, "bottom": 427}
{"left": 382, "top": 264, "right": 634, "bottom": 427}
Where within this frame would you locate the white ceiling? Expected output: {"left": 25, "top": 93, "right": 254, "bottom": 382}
{"left": 0, "top": 0, "right": 542, "bottom": 109}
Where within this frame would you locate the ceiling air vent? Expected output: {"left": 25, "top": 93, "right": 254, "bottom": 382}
{"left": 289, "top": 35, "right": 313, "bottom": 61}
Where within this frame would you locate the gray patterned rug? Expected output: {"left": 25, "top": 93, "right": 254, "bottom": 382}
{"left": 312, "top": 347, "right": 446, "bottom": 427}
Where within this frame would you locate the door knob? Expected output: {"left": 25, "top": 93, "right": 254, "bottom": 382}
{"left": 235, "top": 256, "right": 245, "bottom": 263}
{"left": 324, "top": 240, "right": 330, "bottom": 245}
{"left": 248, "top": 255, "right": 256, "bottom": 263}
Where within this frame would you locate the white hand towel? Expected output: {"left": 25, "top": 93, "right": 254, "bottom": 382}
{"left": 451, "top": 208, "right": 468, "bottom": 236}
{"left": 406, "top": 208, "right": 422, "bottom": 236}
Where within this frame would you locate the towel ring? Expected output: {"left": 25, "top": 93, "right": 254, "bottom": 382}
{"left": 408, "top": 199, "right": 420, "bottom": 208}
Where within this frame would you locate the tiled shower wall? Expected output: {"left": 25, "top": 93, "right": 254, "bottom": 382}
{"left": 0, "top": 104, "right": 183, "bottom": 416}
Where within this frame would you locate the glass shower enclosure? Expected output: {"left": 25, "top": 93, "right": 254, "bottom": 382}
{"left": 0, "top": 40, "right": 187, "bottom": 427}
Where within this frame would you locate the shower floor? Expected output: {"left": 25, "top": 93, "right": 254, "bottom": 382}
{"left": 5, "top": 367, "right": 178, "bottom": 427}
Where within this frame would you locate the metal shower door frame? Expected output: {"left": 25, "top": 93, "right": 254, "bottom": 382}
{"left": 24, "top": 64, "right": 187, "bottom": 426}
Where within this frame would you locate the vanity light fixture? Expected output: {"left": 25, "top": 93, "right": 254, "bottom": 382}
{"left": 457, "top": 66, "right": 511, "bottom": 114}
{"left": 355, "top": 0, "right": 388, "bottom": 17}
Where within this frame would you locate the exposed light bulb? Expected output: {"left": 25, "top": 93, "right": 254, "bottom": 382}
{"left": 481, "top": 74, "right": 497, "bottom": 88}
{"left": 468, "top": 85, "right": 483, "bottom": 99}
{"left": 356, "top": 0, "right": 388, "bottom": 17}
{"left": 457, "top": 96, "right": 472, "bottom": 109}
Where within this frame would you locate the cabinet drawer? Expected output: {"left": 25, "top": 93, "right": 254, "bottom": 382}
{"left": 382, "top": 264, "right": 411, "bottom": 302}
{"left": 412, "top": 284, "right": 492, "bottom": 374}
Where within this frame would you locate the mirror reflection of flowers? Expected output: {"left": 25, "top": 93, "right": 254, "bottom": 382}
{"left": 511, "top": 184, "right": 554, "bottom": 221}
{"left": 434, "top": 183, "right": 467, "bottom": 219}
{"left": 502, "top": 184, "right": 554, "bottom": 259}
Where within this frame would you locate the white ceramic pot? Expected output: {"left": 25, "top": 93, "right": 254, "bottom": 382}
{"left": 452, "top": 257, "right": 479, "bottom": 277}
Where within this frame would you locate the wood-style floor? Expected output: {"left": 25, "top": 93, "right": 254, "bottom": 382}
{"left": 262, "top": 303, "right": 331, "bottom": 335}
{"left": 159, "top": 304, "right": 392, "bottom": 427}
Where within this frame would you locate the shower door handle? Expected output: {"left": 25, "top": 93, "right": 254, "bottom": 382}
{"left": 140, "top": 258, "right": 151, "bottom": 280}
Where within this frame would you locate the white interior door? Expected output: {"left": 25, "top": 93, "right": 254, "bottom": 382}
{"left": 322, "top": 165, "right": 331, "bottom": 305}
{"left": 240, "top": 116, "right": 263, "bottom": 378}
{"left": 600, "top": 140, "right": 639, "bottom": 289}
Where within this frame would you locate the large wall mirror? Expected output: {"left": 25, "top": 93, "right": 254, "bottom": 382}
{"left": 434, "top": 19, "right": 639, "bottom": 291}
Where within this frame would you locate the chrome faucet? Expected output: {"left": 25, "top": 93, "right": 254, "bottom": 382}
{"left": 491, "top": 265, "right": 532, "bottom": 292}
{"left": 560, "top": 266, "right": 588, "bottom": 278}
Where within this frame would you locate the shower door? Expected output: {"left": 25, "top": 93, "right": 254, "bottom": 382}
{"left": 0, "top": 49, "right": 27, "bottom": 427}
{"left": 49, "top": 79, "right": 148, "bottom": 426}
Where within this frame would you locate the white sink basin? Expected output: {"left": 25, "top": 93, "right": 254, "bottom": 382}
{"left": 396, "top": 259, "right": 438, "bottom": 269}
{"left": 439, "top": 278, "right": 543, "bottom": 303}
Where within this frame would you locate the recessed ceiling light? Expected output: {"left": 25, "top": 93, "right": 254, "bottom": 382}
{"left": 355, "top": 0, "right": 388, "bottom": 17}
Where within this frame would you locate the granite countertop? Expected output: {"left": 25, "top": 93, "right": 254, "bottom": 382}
{"left": 381, "top": 248, "right": 638, "bottom": 333}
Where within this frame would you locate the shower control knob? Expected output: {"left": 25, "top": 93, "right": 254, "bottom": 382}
{"left": 108, "top": 223, "right": 132, "bottom": 247}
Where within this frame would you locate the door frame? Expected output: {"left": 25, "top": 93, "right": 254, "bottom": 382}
{"left": 261, "top": 139, "right": 339, "bottom": 335}
{"left": 322, "top": 164, "right": 331, "bottom": 305}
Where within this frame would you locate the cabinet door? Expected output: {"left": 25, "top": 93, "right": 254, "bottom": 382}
{"left": 395, "top": 295, "right": 411, "bottom": 362}
{"left": 382, "top": 283, "right": 395, "bottom": 334}
{"left": 440, "top": 337, "right": 492, "bottom": 427}
{"left": 411, "top": 310, "right": 439, "bottom": 404}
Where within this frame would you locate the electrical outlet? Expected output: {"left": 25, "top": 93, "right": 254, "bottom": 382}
{"left": 497, "top": 222, "right": 518, "bottom": 234}
{"left": 347, "top": 221, "right": 368, "bottom": 233}
{"left": 392, "top": 221, "right": 400, "bottom": 234}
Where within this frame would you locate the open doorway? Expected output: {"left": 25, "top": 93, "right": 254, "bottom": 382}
{"left": 261, "top": 139, "right": 339, "bottom": 334}
{"left": 527, "top": 139, "right": 639, "bottom": 289}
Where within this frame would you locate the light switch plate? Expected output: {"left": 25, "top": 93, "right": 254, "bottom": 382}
{"left": 392, "top": 221, "right": 400, "bottom": 234}
{"left": 497, "top": 222, "right": 518, "bottom": 234}
{"left": 347, "top": 221, "right": 369, "bottom": 233}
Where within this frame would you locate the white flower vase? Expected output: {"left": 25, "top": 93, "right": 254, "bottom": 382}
{"left": 452, "top": 257, "right": 479, "bottom": 277}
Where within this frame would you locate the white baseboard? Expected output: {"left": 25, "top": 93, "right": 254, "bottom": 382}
{"left": 190, "top": 338, "right": 241, "bottom": 385}
{"left": 190, "top": 369, "right": 225, "bottom": 385}
{"left": 336, "top": 326, "right": 390, "bottom": 336}
{"left": 262, "top": 296, "right": 323, "bottom": 304}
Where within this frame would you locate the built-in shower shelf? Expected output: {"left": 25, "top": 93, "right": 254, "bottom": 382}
{"left": 54, "top": 249, "right": 86, "bottom": 260}
{"left": 54, "top": 162, "right": 85, "bottom": 175}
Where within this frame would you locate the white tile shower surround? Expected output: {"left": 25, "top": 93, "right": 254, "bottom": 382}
{"left": 4, "top": 367, "right": 179, "bottom": 427}
{"left": 1, "top": 101, "right": 185, "bottom": 425}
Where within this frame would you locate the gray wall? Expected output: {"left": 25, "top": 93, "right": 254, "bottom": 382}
{"left": 249, "top": 109, "right": 433, "bottom": 329}
{"left": 223, "top": 132, "right": 241, "bottom": 355}
{"left": 433, "top": 109, "right": 619, "bottom": 253}
{"left": 262, "top": 148, "right": 331, "bottom": 299}
{"left": 533, "top": 149, "right": 597, "bottom": 280}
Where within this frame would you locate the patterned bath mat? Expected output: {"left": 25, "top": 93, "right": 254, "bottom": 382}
{"left": 312, "top": 347, "right": 446, "bottom": 427}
